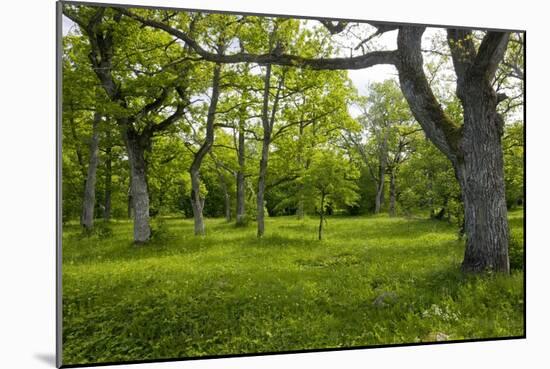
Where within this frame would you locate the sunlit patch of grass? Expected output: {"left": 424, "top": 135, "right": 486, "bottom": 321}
{"left": 62, "top": 209, "right": 524, "bottom": 365}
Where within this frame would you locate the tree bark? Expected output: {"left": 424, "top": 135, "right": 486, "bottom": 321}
{"left": 124, "top": 128, "right": 151, "bottom": 243}
{"left": 190, "top": 169, "right": 206, "bottom": 235}
{"left": 396, "top": 26, "right": 510, "bottom": 273}
{"left": 257, "top": 130, "right": 270, "bottom": 237}
{"left": 189, "top": 63, "right": 222, "bottom": 235}
{"left": 81, "top": 112, "right": 101, "bottom": 231}
{"left": 235, "top": 117, "right": 246, "bottom": 225}
{"left": 388, "top": 168, "right": 397, "bottom": 217}
{"left": 103, "top": 130, "right": 112, "bottom": 221}
{"left": 224, "top": 192, "right": 232, "bottom": 222}
{"left": 457, "top": 82, "right": 509, "bottom": 273}
{"left": 374, "top": 164, "right": 385, "bottom": 214}
{"left": 296, "top": 121, "right": 306, "bottom": 220}
{"left": 127, "top": 179, "right": 133, "bottom": 219}
{"left": 374, "top": 125, "right": 388, "bottom": 214}
{"left": 257, "top": 64, "right": 284, "bottom": 237}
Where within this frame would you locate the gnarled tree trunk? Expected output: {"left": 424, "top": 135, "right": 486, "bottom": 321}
{"left": 397, "top": 26, "right": 510, "bottom": 273}
{"left": 457, "top": 81, "right": 509, "bottom": 272}
{"left": 81, "top": 112, "right": 102, "bottom": 231}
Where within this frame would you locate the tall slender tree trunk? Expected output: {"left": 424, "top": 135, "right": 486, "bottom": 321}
{"left": 374, "top": 163, "right": 385, "bottom": 214}
{"left": 256, "top": 63, "right": 283, "bottom": 238}
{"left": 124, "top": 130, "right": 151, "bottom": 243}
{"left": 374, "top": 174, "right": 384, "bottom": 214}
{"left": 212, "top": 155, "right": 232, "bottom": 222}
{"left": 388, "top": 168, "right": 397, "bottom": 217}
{"left": 189, "top": 63, "right": 222, "bottom": 235}
{"left": 224, "top": 192, "right": 232, "bottom": 222}
{"left": 257, "top": 134, "right": 270, "bottom": 237}
{"left": 296, "top": 122, "right": 306, "bottom": 220}
{"left": 374, "top": 130, "right": 388, "bottom": 214}
{"left": 190, "top": 169, "right": 206, "bottom": 235}
{"left": 235, "top": 120, "right": 246, "bottom": 225}
{"left": 103, "top": 130, "right": 112, "bottom": 221}
{"left": 318, "top": 193, "right": 326, "bottom": 240}
{"left": 81, "top": 112, "right": 102, "bottom": 231}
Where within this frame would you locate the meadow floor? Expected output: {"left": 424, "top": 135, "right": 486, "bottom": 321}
{"left": 62, "top": 210, "right": 524, "bottom": 365}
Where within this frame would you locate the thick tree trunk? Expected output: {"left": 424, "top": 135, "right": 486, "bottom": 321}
{"left": 396, "top": 26, "right": 510, "bottom": 273}
{"left": 236, "top": 122, "right": 246, "bottom": 225}
{"left": 81, "top": 112, "right": 101, "bottom": 231}
{"left": 457, "top": 82, "right": 509, "bottom": 273}
{"left": 124, "top": 132, "right": 151, "bottom": 243}
{"left": 103, "top": 132, "right": 112, "bottom": 221}
{"left": 388, "top": 168, "right": 397, "bottom": 217}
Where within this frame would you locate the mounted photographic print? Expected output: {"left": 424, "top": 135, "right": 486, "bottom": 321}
{"left": 57, "top": 0, "right": 525, "bottom": 367}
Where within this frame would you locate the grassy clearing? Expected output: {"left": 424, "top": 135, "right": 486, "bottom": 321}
{"left": 62, "top": 210, "right": 524, "bottom": 365}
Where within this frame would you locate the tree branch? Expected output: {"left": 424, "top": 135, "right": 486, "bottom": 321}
{"left": 118, "top": 8, "right": 398, "bottom": 70}
{"left": 473, "top": 31, "right": 510, "bottom": 80}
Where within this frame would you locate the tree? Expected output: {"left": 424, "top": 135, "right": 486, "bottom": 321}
{"left": 502, "top": 122, "right": 524, "bottom": 208}
{"left": 97, "top": 7, "right": 521, "bottom": 272}
{"left": 188, "top": 63, "right": 222, "bottom": 235}
{"left": 256, "top": 63, "right": 285, "bottom": 237}
{"left": 63, "top": 6, "right": 191, "bottom": 242}
{"left": 348, "top": 80, "right": 413, "bottom": 214}
{"left": 62, "top": 33, "right": 108, "bottom": 230}
{"left": 399, "top": 133, "right": 463, "bottom": 227}
{"left": 302, "top": 150, "right": 359, "bottom": 240}
{"left": 80, "top": 111, "right": 102, "bottom": 230}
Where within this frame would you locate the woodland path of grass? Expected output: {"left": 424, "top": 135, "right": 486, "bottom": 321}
{"left": 62, "top": 210, "right": 524, "bottom": 365}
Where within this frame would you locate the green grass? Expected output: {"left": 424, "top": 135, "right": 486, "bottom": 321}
{"left": 62, "top": 210, "right": 525, "bottom": 365}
